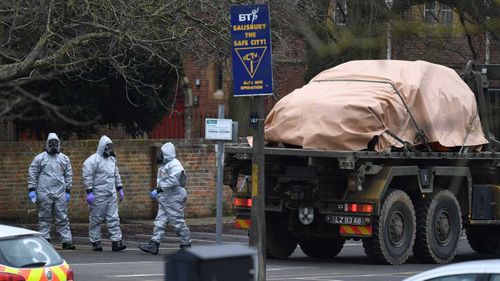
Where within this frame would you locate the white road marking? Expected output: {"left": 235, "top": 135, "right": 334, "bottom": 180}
{"left": 127, "top": 247, "right": 186, "bottom": 251}
{"left": 189, "top": 238, "right": 246, "bottom": 244}
{"left": 343, "top": 242, "right": 362, "bottom": 246}
{"left": 71, "top": 261, "right": 160, "bottom": 266}
{"left": 267, "top": 271, "right": 419, "bottom": 280}
{"left": 111, "top": 274, "right": 164, "bottom": 278}
{"left": 133, "top": 232, "right": 247, "bottom": 240}
{"left": 267, "top": 266, "right": 319, "bottom": 271}
{"left": 186, "top": 232, "right": 250, "bottom": 239}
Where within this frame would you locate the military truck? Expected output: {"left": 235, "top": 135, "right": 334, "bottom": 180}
{"left": 223, "top": 60, "right": 500, "bottom": 265}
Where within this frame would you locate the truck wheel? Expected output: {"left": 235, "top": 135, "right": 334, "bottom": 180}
{"left": 413, "top": 190, "right": 462, "bottom": 264}
{"left": 466, "top": 225, "right": 500, "bottom": 254}
{"left": 299, "top": 237, "right": 345, "bottom": 259}
{"left": 266, "top": 216, "right": 298, "bottom": 259}
{"left": 362, "top": 189, "right": 415, "bottom": 265}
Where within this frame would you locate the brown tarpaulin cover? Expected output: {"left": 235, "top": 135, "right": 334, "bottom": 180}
{"left": 265, "top": 60, "right": 488, "bottom": 151}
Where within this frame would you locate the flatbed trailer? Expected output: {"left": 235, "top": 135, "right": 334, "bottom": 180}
{"left": 223, "top": 62, "right": 500, "bottom": 265}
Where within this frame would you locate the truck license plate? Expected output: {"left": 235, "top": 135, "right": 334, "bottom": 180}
{"left": 332, "top": 216, "right": 365, "bottom": 225}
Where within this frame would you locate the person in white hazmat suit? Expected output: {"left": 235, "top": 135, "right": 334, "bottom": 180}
{"left": 138, "top": 142, "right": 192, "bottom": 254}
{"left": 82, "top": 135, "right": 126, "bottom": 252}
{"left": 28, "top": 133, "right": 75, "bottom": 250}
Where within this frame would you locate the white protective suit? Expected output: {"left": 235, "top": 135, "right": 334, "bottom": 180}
{"left": 28, "top": 133, "right": 73, "bottom": 243}
{"left": 82, "top": 135, "right": 124, "bottom": 243}
{"left": 151, "top": 142, "right": 191, "bottom": 246}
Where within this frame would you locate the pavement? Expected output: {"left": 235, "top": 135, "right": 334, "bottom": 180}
{"left": 107, "top": 216, "right": 243, "bottom": 236}
{"left": 3, "top": 216, "right": 246, "bottom": 242}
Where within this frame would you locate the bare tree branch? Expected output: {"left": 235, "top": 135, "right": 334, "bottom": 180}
{"left": 0, "top": 0, "right": 495, "bottom": 129}
{"left": 13, "top": 85, "right": 100, "bottom": 126}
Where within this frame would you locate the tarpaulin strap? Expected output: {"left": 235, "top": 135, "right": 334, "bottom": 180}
{"left": 459, "top": 113, "right": 478, "bottom": 155}
{"left": 388, "top": 83, "right": 432, "bottom": 152}
{"left": 384, "top": 130, "right": 412, "bottom": 152}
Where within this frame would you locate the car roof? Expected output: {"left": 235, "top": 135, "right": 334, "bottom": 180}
{"left": 0, "top": 224, "right": 40, "bottom": 239}
{"left": 404, "top": 259, "right": 500, "bottom": 281}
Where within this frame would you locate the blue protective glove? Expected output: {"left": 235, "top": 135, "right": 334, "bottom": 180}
{"left": 86, "top": 192, "right": 95, "bottom": 205}
{"left": 119, "top": 189, "right": 124, "bottom": 202}
{"left": 65, "top": 192, "right": 70, "bottom": 202}
{"left": 28, "top": 191, "right": 37, "bottom": 203}
{"left": 150, "top": 189, "right": 158, "bottom": 200}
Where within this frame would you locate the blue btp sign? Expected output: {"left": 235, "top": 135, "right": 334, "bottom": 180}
{"left": 230, "top": 4, "right": 273, "bottom": 97}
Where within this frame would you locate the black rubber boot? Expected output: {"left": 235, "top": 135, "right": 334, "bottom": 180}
{"left": 138, "top": 241, "right": 159, "bottom": 255}
{"left": 112, "top": 240, "right": 127, "bottom": 252}
{"left": 92, "top": 241, "right": 103, "bottom": 251}
{"left": 62, "top": 242, "right": 76, "bottom": 250}
{"left": 180, "top": 244, "right": 191, "bottom": 249}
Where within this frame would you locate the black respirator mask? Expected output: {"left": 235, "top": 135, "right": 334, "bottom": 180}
{"left": 156, "top": 151, "right": 164, "bottom": 164}
{"left": 47, "top": 140, "right": 60, "bottom": 155}
{"left": 103, "top": 143, "right": 116, "bottom": 158}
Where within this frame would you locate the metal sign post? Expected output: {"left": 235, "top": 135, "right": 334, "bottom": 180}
{"left": 231, "top": 3, "right": 272, "bottom": 281}
{"left": 205, "top": 105, "right": 232, "bottom": 244}
{"left": 252, "top": 118, "right": 266, "bottom": 281}
{"left": 215, "top": 105, "right": 224, "bottom": 244}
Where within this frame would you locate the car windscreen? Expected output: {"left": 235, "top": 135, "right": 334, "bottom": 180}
{"left": 0, "top": 235, "right": 63, "bottom": 268}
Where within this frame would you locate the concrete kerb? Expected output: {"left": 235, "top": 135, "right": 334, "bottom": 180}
{"left": 0, "top": 216, "right": 245, "bottom": 241}
{"left": 121, "top": 216, "right": 239, "bottom": 235}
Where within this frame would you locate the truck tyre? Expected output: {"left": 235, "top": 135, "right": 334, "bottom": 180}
{"left": 266, "top": 215, "right": 298, "bottom": 259}
{"left": 413, "top": 190, "right": 462, "bottom": 264}
{"left": 466, "top": 225, "right": 500, "bottom": 254}
{"left": 299, "top": 237, "right": 345, "bottom": 259}
{"left": 362, "top": 189, "right": 416, "bottom": 265}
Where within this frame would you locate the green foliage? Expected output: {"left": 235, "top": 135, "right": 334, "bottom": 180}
{"left": 304, "top": 1, "right": 388, "bottom": 82}
{"left": 15, "top": 59, "right": 181, "bottom": 139}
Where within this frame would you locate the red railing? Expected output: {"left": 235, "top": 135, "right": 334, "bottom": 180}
{"left": 16, "top": 110, "right": 217, "bottom": 140}
{"left": 150, "top": 110, "right": 217, "bottom": 139}
{"left": 150, "top": 112, "right": 185, "bottom": 139}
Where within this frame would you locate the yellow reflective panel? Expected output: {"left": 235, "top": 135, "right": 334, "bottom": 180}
{"left": 26, "top": 268, "right": 43, "bottom": 281}
{"left": 4, "top": 266, "right": 20, "bottom": 274}
{"left": 52, "top": 265, "right": 67, "bottom": 281}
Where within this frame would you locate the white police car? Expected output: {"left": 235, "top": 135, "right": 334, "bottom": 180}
{"left": 0, "top": 224, "right": 74, "bottom": 281}
{"left": 404, "top": 259, "right": 500, "bottom": 281}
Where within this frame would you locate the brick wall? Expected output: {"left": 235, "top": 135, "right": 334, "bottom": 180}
{"left": 490, "top": 34, "right": 499, "bottom": 64}
{"left": 392, "top": 33, "right": 489, "bottom": 70}
{"left": 393, "top": 5, "right": 499, "bottom": 68}
{"left": 0, "top": 138, "right": 233, "bottom": 223}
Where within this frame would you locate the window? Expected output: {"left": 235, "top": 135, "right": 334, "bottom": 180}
{"left": 439, "top": 3, "right": 453, "bottom": 25}
{"left": 424, "top": 1, "right": 438, "bottom": 23}
{"left": 333, "top": 0, "right": 347, "bottom": 25}
{"left": 424, "top": 1, "right": 453, "bottom": 25}
{"left": 216, "top": 63, "right": 223, "bottom": 90}
{"left": 0, "top": 236, "right": 63, "bottom": 268}
{"left": 208, "top": 62, "right": 225, "bottom": 100}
